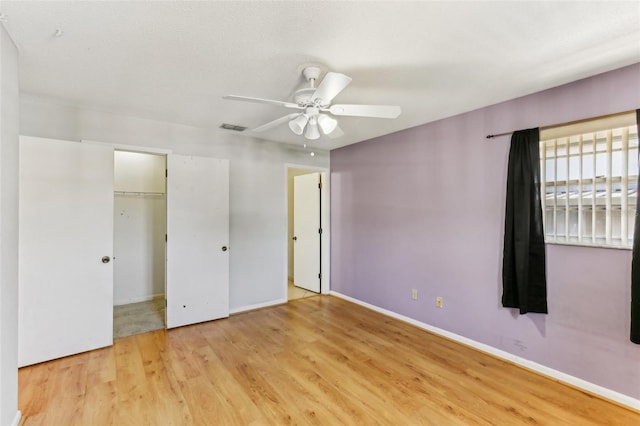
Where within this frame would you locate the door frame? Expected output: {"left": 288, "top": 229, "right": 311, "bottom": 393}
{"left": 285, "top": 163, "right": 330, "bottom": 297}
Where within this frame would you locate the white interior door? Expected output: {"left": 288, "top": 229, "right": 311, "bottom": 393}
{"left": 18, "top": 136, "right": 114, "bottom": 367}
{"left": 293, "top": 172, "right": 321, "bottom": 293}
{"left": 166, "top": 154, "right": 229, "bottom": 328}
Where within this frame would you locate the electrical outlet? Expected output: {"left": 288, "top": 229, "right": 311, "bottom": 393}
{"left": 436, "top": 297, "right": 443, "bottom": 308}
{"left": 411, "top": 289, "right": 418, "bottom": 300}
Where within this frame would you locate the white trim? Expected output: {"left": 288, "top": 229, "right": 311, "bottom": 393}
{"left": 81, "top": 139, "right": 173, "bottom": 155}
{"left": 11, "top": 410, "right": 22, "bottom": 426}
{"left": 113, "top": 293, "right": 164, "bottom": 306}
{"left": 330, "top": 291, "right": 640, "bottom": 411}
{"left": 230, "top": 298, "right": 287, "bottom": 315}
{"left": 284, "top": 163, "right": 331, "bottom": 302}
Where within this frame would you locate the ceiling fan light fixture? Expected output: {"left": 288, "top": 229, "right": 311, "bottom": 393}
{"left": 317, "top": 114, "right": 338, "bottom": 135}
{"left": 223, "top": 66, "right": 402, "bottom": 142}
{"left": 305, "top": 118, "right": 320, "bottom": 140}
{"left": 288, "top": 114, "right": 308, "bottom": 135}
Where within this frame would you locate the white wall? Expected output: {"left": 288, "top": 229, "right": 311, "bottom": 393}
{"left": 19, "top": 95, "right": 329, "bottom": 312}
{"left": 0, "top": 24, "right": 21, "bottom": 426}
{"left": 114, "top": 151, "right": 166, "bottom": 305}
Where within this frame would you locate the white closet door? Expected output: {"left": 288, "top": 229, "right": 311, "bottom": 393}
{"left": 19, "top": 136, "right": 114, "bottom": 367}
{"left": 293, "top": 172, "right": 321, "bottom": 293}
{"left": 166, "top": 155, "right": 229, "bottom": 328}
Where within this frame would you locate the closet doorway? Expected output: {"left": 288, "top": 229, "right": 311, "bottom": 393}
{"left": 113, "top": 150, "right": 167, "bottom": 338}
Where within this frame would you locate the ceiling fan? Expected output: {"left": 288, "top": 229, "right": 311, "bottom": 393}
{"left": 223, "top": 66, "right": 401, "bottom": 140}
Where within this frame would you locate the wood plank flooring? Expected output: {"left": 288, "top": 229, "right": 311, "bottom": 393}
{"left": 19, "top": 296, "right": 639, "bottom": 425}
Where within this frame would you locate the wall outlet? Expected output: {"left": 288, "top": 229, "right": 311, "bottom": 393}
{"left": 436, "top": 296, "right": 443, "bottom": 308}
{"left": 411, "top": 289, "right": 418, "bottom": 300}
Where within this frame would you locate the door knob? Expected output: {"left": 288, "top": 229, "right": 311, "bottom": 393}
{"left": 101, "top": 256, "right": 111, "bottom": 264}
{"left": 221, "top": 246, "right": 228, "bottom": 252}
{"left": 293, "top": 236, "right": 297, "bottom": 241}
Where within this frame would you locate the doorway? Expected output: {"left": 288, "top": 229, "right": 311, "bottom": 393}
{"left": 287, "top": 166, "right": 329, "bottom": 300}
{"left": 112, "top": 150, "right": 167, "bottom": 338}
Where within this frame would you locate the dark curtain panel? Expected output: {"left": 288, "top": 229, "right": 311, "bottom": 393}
{"left": 631, "top": 109, "right": 640, "bottom": 344}
{"left": 502, "top": 128, "right": 548, "bottom": 314}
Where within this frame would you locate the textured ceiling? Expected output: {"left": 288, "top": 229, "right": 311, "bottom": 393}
{"left": 1, "top": 1, "right": 639, "bottom": 151}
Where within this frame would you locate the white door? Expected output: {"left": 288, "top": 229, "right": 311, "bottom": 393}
{"left": 166, "top": 154, "right": 229, "bottom": 328}
{"left": 18, "top": 136, "right": 114, "bottom": 367}
{"left": 293, "top": 172, "right": 321, "bottom": 293}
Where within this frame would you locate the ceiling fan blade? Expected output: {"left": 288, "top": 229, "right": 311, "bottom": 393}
{"left": 251, "top": 113, "right": 300, "bottom": 132}
{"left": 328, "top": 124, "right": 344, "bottom": 139}
{"left": 223, "top": 95, "right": 301, "bottom": 109}
{"left": 328, "top": 104, "right": 401, "bottom": 119}
{"left": 311, "top": 72, "right": 352, "bottom": 105}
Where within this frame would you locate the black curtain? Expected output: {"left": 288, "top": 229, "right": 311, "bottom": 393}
{"left": 631, "top": 109, "right": 640, "bottom": 344}
{"left": 502, "top": 128, "right": 548, "bottom": 314}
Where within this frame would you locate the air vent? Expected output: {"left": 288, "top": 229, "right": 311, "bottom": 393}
{"left": 220, "top": 123, "right": 247, "bottom": 132}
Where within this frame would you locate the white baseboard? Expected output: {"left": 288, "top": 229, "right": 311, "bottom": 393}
{"left": 230, "top": 298, "right": 287, "bottom": 315}
{"left": 11, "top": 410, "right": 22, "bottom": 426}
{"left": 114, "top": 293, "right": 164, "bottom": 306}
{"left": 330, "top": 291, "right": 640, "bottom": 411}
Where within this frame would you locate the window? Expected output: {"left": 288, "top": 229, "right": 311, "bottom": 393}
{"left": 540, "top": 112, "right": 639, "bottom": 248}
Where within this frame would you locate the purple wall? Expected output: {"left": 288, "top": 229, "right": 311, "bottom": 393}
{"left": 330, "top": 63, "right": 640, "bottom": 399}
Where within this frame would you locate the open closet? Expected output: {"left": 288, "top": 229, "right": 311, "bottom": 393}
{"left": 18, "top": 135, "right": 230, "bottom": 366}
{"left": 113, "top": 150, "right": 166, "bottom": 338}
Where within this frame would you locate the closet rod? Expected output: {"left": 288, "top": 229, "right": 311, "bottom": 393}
{"left": 114, "top": 191, "right": 165, "bottom": 196}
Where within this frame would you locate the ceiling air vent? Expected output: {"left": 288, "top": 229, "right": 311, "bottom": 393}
{"left": 220, "top": 123, "right": 247, "bottom": 132}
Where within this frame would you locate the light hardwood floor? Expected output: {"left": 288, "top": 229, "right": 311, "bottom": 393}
{"left": 19, "top": 296, "right": 639, "bottom": 425}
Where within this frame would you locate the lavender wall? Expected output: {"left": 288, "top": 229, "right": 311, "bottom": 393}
{"left": 331, "top": 63, "right": 640, "bottom": 399}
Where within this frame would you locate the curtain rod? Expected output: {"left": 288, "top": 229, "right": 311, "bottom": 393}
{"left": 485, "top": 110, "right": 636, "bottom": 139}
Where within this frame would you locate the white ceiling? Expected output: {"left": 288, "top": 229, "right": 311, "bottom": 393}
{"left": 1, "top": 1, "right": 639, "bottom": 151}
